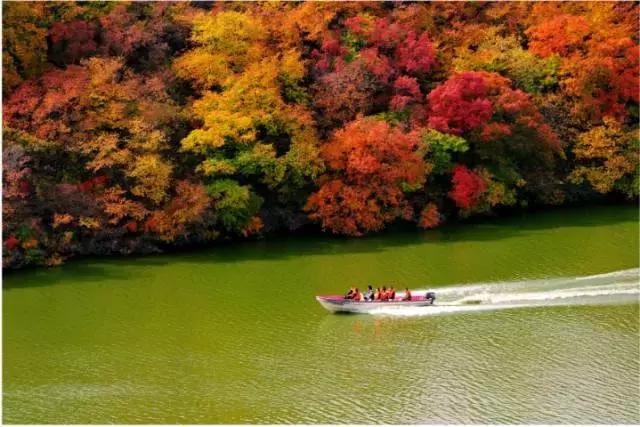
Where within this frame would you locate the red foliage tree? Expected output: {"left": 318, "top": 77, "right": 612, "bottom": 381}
{"left": 314, "top": 62, "right": 379, "bottom": 124}
{"left": 312, "top": 14, "right": 437, "bottom": 124}
{"left": 97, "top": 3, "right": 188, "bottom": 69}
{"left": 427, "top": 72, "right": 493, "bottom": 135}
{"left": 99, "top": 5, "right": 157, "bottom": 58}
{"left": 4, "top": 235, "right": 21, "bottom": 251}
{"left": 448, "top": 164, "right": 487, "bottom": 210}
{"left": 390, "top": 75, "right": 422, "bottom": 111}
{"left": 395, "top": 31, "right": 436, "bottom": 74}
{"left": 428, "top": 71, "right": 560, "bottom": 150}
{"left": 370, "top": 17, "right": 405, "bottom": 49}
{"left": 78, "top": 175, "right": 108, "bottom": 193}
{"left": 3, "top": 65, "right": 91, "bottom": 142}
{"left": 48, "top": 19, "right": 97, "bottom": 65}
{"left": 146, "top": 180, "right": 210, "bottom": 242}
{"left": 125, "top": 220, "right": 138, "bottom": 233}
{"left": 359, "top": 48, "right": 394, "bottom": 84}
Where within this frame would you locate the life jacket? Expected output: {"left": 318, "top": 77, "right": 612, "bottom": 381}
{"left": 353, "top": 292, "right": 362, "bottom": 301}
{"left": 389, "top": 290, "right": 396, "bottom": 300}
{"left": 381, "top": 290, "right": 388, "bottom": 301}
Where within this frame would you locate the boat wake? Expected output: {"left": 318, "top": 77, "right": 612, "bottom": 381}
{"left": 370, "top": 268, "right": 639, "bottom": 316}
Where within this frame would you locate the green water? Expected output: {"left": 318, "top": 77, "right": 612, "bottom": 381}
{"left": 3, "top": 205, "right": 639, "bottom": 423}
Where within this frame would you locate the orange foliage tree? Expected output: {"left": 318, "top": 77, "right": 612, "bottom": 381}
{"left": 526, "top": 5, "right": 639, "bottom": 123}
{"left": 306, "top": 117, "right": 428, "bottom": 235}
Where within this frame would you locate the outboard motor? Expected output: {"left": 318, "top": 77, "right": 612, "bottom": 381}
{"left": 425, "top": 291, "right": 436, "bottom": 305}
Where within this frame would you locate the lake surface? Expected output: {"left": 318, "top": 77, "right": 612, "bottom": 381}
{"left": 3, "top": 205, "right": 639, "bottom": 423}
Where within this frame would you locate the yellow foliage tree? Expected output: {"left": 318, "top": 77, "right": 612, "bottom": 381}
{"left": 128, "top": 154, "right": 173, "bottom": 204}
{"left": 570, "top": 118, "right": 639, "bottom": 198}
{"left": 173, "top": 10, "right": 266, "bottom": 88}
{"left": 181, "top": 55, "right": 322, "bottom": 192}
{"left": 2, "top": 2, "right": 48, "bottom": 93}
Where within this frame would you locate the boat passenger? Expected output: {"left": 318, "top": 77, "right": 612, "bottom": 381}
{"left": 363, "top": 285, "right": 374, "bottom": 301}
{"left": 381, "top": 286, "right": 388, "bottom": 301}
{"left": 425, "top": 291, "right": 436, "bottom": 304}
{"left": 403, "top": 288, "right": 412, "bottom": 301}
{"left": 388, "top": 287, "right": 396, "bottom": 301}
{"left": 352, "top": 288, "right": 362, "bottom": 301}
{"left": 374, "top": 287, "right": 381, "bottom": 301}
{"left": 344, "top": 287, "right": 355, "bottom": 300}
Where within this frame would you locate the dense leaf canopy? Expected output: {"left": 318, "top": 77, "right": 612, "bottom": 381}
{"left": 3, "top": 2, "right": 638, "bottom": 268}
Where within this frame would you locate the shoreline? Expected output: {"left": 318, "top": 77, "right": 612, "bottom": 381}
{"left": 4, "top": 202, "right": 637, "bottom": 276}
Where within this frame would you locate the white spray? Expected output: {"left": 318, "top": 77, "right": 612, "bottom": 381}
{"left": 370, "top": 268, "right": 640, "bottom": 316}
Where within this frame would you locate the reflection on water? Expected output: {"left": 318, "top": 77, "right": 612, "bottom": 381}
{"left": 3, "top": 205, "right": 639, "bottom": 423}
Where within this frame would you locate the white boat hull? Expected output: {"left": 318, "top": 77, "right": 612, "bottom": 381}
{"left": 316, "top": 296, "right": 435, "bottom": 314}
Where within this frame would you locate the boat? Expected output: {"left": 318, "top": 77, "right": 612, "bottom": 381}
{"left": 316, "top": 293, "right": 436, "bottom": 314}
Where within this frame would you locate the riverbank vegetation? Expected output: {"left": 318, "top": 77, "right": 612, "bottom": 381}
{"left": 3, "top": 2, "right": 638, "bottom": 269}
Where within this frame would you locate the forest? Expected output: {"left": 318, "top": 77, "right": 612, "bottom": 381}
{"left": 3, "top": 1, "right": 638, "bottom": 269}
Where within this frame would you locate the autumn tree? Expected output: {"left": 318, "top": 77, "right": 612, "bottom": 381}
{"left": 99, "top": 3, "right": 190, "bottom": 71}
{"left": 311, "top": 11, "right": 437, "bottom": 128}
{"left": 427, "top": 72, "right": 494, "bottom": 136}
{"left": 569, "top": 118, "right": 639, "bottom": 198}
{"left": 3, "top": 137, "right": 35, "bottom": 267}
{"left": 175, "top": 10, "right": 323, "bottom": 232}
{"left": 48, "top": 19, "right": 97, "bottom": 66}
{"left": 306, "top": 117, "right": 428, "bottom": 235}
{"left": 173, "top": 10, "right": 266, "bottom": 90}
{"left": 5, "top": 57, "right": 178, "bottom": 209}
{"left": 525, "top": 6, "right": 640, "bottom": 123}
{"left": 145, "top": 181, "right": 210, "bottom": 242}
{"left": 427, "top": 71, "right": 563, "bottom": 206}
{"left": 452, "top": 29, "right": 560, "bottom": 94}
{"left": 2, "top": 129, "right": 64, "bottom": 267}
{"left": 2, "top": 2, "right": 49, "bottom": 94}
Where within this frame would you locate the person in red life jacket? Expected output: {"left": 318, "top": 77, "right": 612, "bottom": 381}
{"left": 374, "top": 287, "right": 381, "bottom": 301}
{"left": 344, "top": 287, "right": 355, "bottom": 300}
{"left": 380, "top": 286, "right": 388, "bottom": 301}
{"left": 402, "top": 288, "right": 412, "bottom": 301}
{"left": 388, "top": 286, "right": 396, "bottom": 301}
{"left": 352, "top": 288, "right": 362, "bottom": 301}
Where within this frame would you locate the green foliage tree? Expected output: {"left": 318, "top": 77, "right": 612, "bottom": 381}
{"left": 421, "top": 130, "right": 469, "bottom": 175}
{"left": 453, "top": 30, "right": 560, "bottom": 93}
